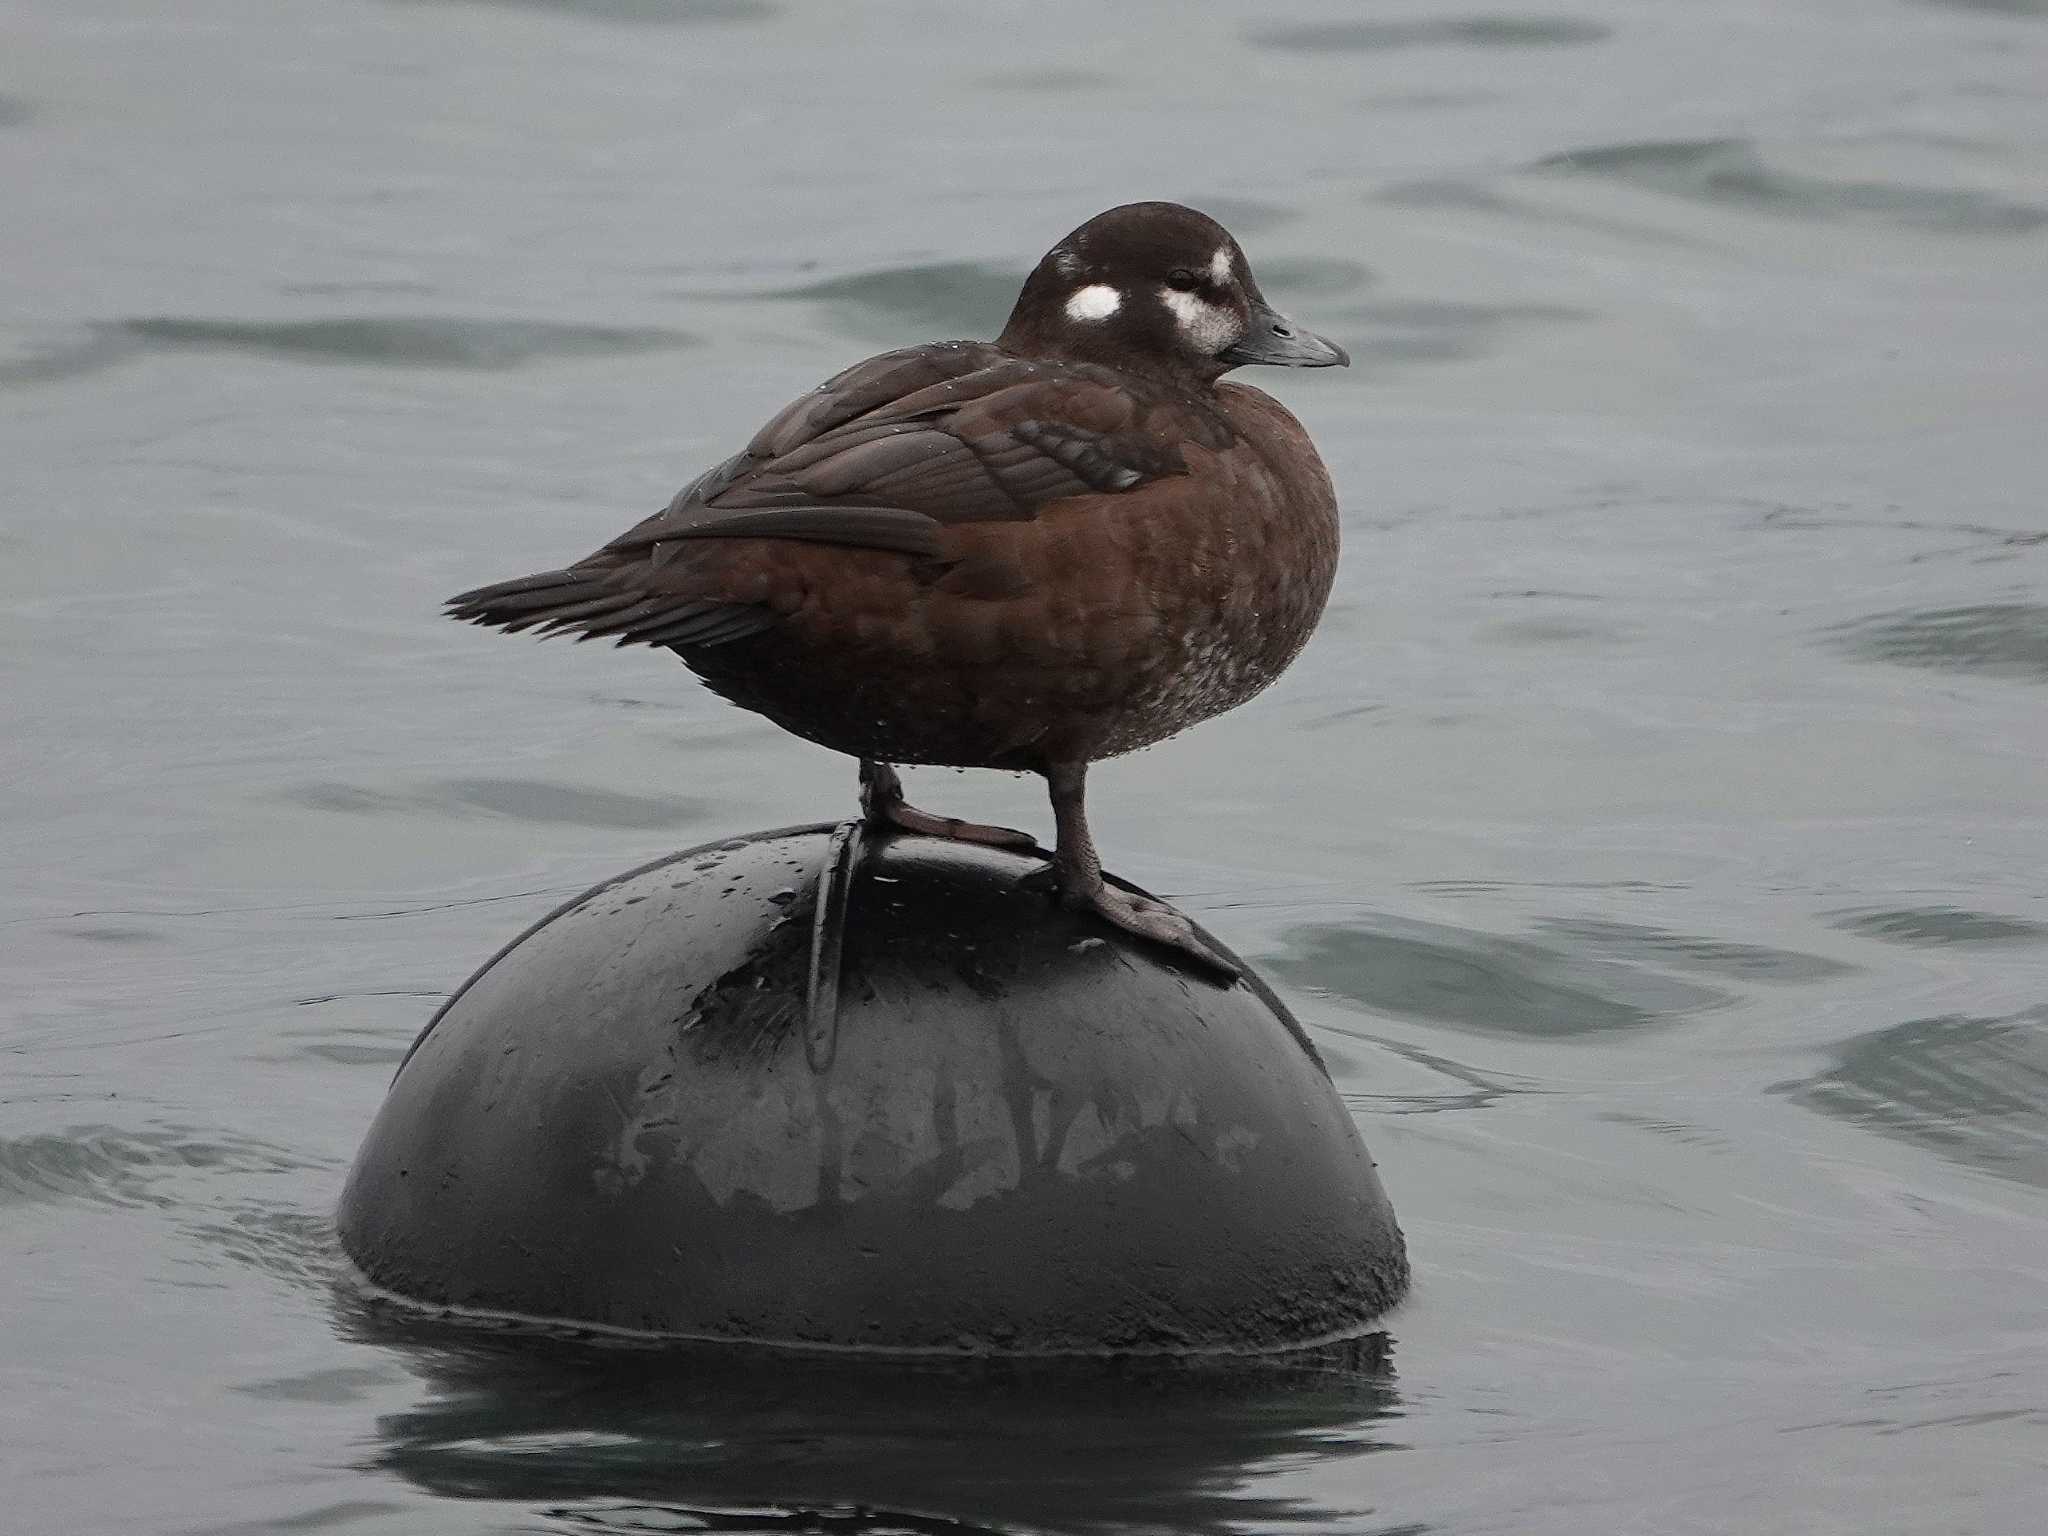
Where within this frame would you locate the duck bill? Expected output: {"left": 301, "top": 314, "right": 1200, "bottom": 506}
{"left": 1221, "top": 301, "right": 1350, "bottom": 368}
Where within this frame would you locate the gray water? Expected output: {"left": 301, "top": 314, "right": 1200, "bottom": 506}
{"left": 5, "top": 0, "right": 2047, "bottom": 1530}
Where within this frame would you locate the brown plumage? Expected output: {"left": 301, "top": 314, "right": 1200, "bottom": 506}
{"left": 448, "top": 202, "right": 1349, "bottom": 975}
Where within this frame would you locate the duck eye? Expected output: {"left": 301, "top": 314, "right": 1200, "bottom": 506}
{"left": 1164, "top": 267, "right": 1200, "bottom": 291}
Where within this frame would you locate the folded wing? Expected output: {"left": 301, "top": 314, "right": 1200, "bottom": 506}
{"left": 447, "top": 344, "right": 1202, "bottom": 650}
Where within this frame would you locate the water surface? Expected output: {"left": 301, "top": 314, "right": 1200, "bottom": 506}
{"left": 4, "top": 0, "right": 2046, "bottom": 1531}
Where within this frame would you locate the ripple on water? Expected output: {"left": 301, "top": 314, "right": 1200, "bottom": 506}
{"left": 200, "top": 1501, "right": 412, "bottom": 1536}
{"left": 1267, "top": 915, "right": 1728, "bottom": 1035}
{"left": 275, "top": 279, "right": 439, "bottom": 299}
{"left": 1320, "top": 297, "right": 1584, "bottom": 368}
{"left": 0, "top": 1126, "right": 314, "bottom": 1210}
{"left": 1774, "top": 1007, "right": 2048, "bottom": 1188}
{"left": 385, "top": 0, "right": 775, "bottom": 23}
{"left": 1824, "top": 603, "right": 2048, "bottom": 682}
{"left": 283, "top": 991, "right": 445, "bottom": 1069}
{"left": 1530, "top": 918, "right": 1856, "bottom": 983}
{"left": 0, "top": 325, "right": 147, "bottom": 390}
{"left": 1481, "top": 611, "right": 1627, "bottom": 650}
{"left": 58, "top": 923, "right": 168, "bottom": 944}
{"left": 1913, "top": 0, "right": 2048, "bottom": 15}
{"left": 1331, "top": 1031, "right": 1532, "bottom": 1115}
{"left": 1532, "top": 137, "right": 2048, "bottom": 234}
{"left": 234, "top": 1366, "right": 405, "bottom": 1405}
{"left": 190, "top": 1203, "right": 348, "bottom": 1291}
{"left": 1830, "top": 906, "right": 2048, "bottom": 946}
{"left": 1245, "top": 15, "right": 1612, "bottom": 52}
{"left": 116, "top": 316, "right": 697, "bottom": 370}
{"left": 760, "top": 262, "right": 1026, "bottom": 343}
{"left": 291, "top": 777, "right": 707, "bottom": 830}
{"left": 976, "top": 66, "right": 1115, "bottom": 93}
{"left": 1377, "top": 177, "right": 1718, "bottom": 251}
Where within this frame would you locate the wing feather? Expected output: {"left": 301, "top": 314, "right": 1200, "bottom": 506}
{"left": 448, "top": 344, "right": 1215, "bottom": 652}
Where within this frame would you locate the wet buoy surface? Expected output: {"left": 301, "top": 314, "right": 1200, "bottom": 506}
{"left": 337, "top": 825, "right": 1408, "bottom": 1357}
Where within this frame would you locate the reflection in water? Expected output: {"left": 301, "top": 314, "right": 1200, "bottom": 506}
{"left": 1267, "top": 916, "right": 1727, "bottom": 1036}
{"left": 341, "top": 1312, "right": 1402, "bottom": 1535}
{"left": 1533, "top": 138, "right": 2048, "bottom": 233}
{"left": 1824, "top": 604, "right": 2048, "bottom": 682}
{"left": 1776, "top": 1007, "right": 2048, "bottom": 1188}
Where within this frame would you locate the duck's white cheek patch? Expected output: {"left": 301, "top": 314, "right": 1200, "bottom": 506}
{"left": 1161, "top": 288, "right": 1240, "bottom": 354}
{"left": 1064, "top": 284, "right": 1122, "bottom": 322}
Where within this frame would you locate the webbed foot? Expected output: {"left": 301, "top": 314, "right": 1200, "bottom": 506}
{"left": 859, "top": 758, "right": 1039, "bottom": 850}
{"left": 1061, "top": 876, "right": 1240, "bottom": 980}
{"left": 873, "top": 800, "right": 1040, "bottom": 850}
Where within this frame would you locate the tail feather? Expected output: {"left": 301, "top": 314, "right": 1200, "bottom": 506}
{"left": 446, "top": 569, "right": 591, "bottom": 608}
{"left": 445, "top": 568, "right": 774, "bottom": 650}
{"left": 565, "top": 597, "right": 679, "bottom": 641}
{"left": 446, "top": 569, "right": 600, "bottom": 626}
{"left": 517, "top": 592, "right": 642, "bottom": 630}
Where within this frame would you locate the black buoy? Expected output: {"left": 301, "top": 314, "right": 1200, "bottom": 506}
{"left": 337, "top": 825, "right": 1407, "bottom": 1358}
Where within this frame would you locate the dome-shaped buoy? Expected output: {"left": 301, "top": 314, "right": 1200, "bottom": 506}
{"left": 337, "top": 824, "right": 1407, "bottom": 1357}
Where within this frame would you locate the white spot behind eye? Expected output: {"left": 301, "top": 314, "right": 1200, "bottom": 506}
{"left": 1065, "top": 284, "right": 1122, "bottom": 322}
{"left": 1161, "top": 288, "right": 1240, "bottom": 354}
{"left": 1209, "top": 246, "right": 1233, "bottom": 285}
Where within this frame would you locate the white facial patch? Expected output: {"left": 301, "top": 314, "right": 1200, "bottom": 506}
{"left": 1208, "top": 245, "right": 1234, "bottom": 285}
{"left": 1064, "top": 283, "right": 1122, "bottom": 322}
{"left": 1161, "top": 287, "right": 1241, "bottom": 354}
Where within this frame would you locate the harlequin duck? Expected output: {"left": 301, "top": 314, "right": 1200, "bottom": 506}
{"left": 448, "top": 201, "right": 1348, "bottom": 975}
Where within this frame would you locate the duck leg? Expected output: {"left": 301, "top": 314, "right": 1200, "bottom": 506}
{"left": 1043, "top": 761, "right": 1238, "bottom": 978}
{"left": 858, "top": 758, "right": 1039, "bottom": 849}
